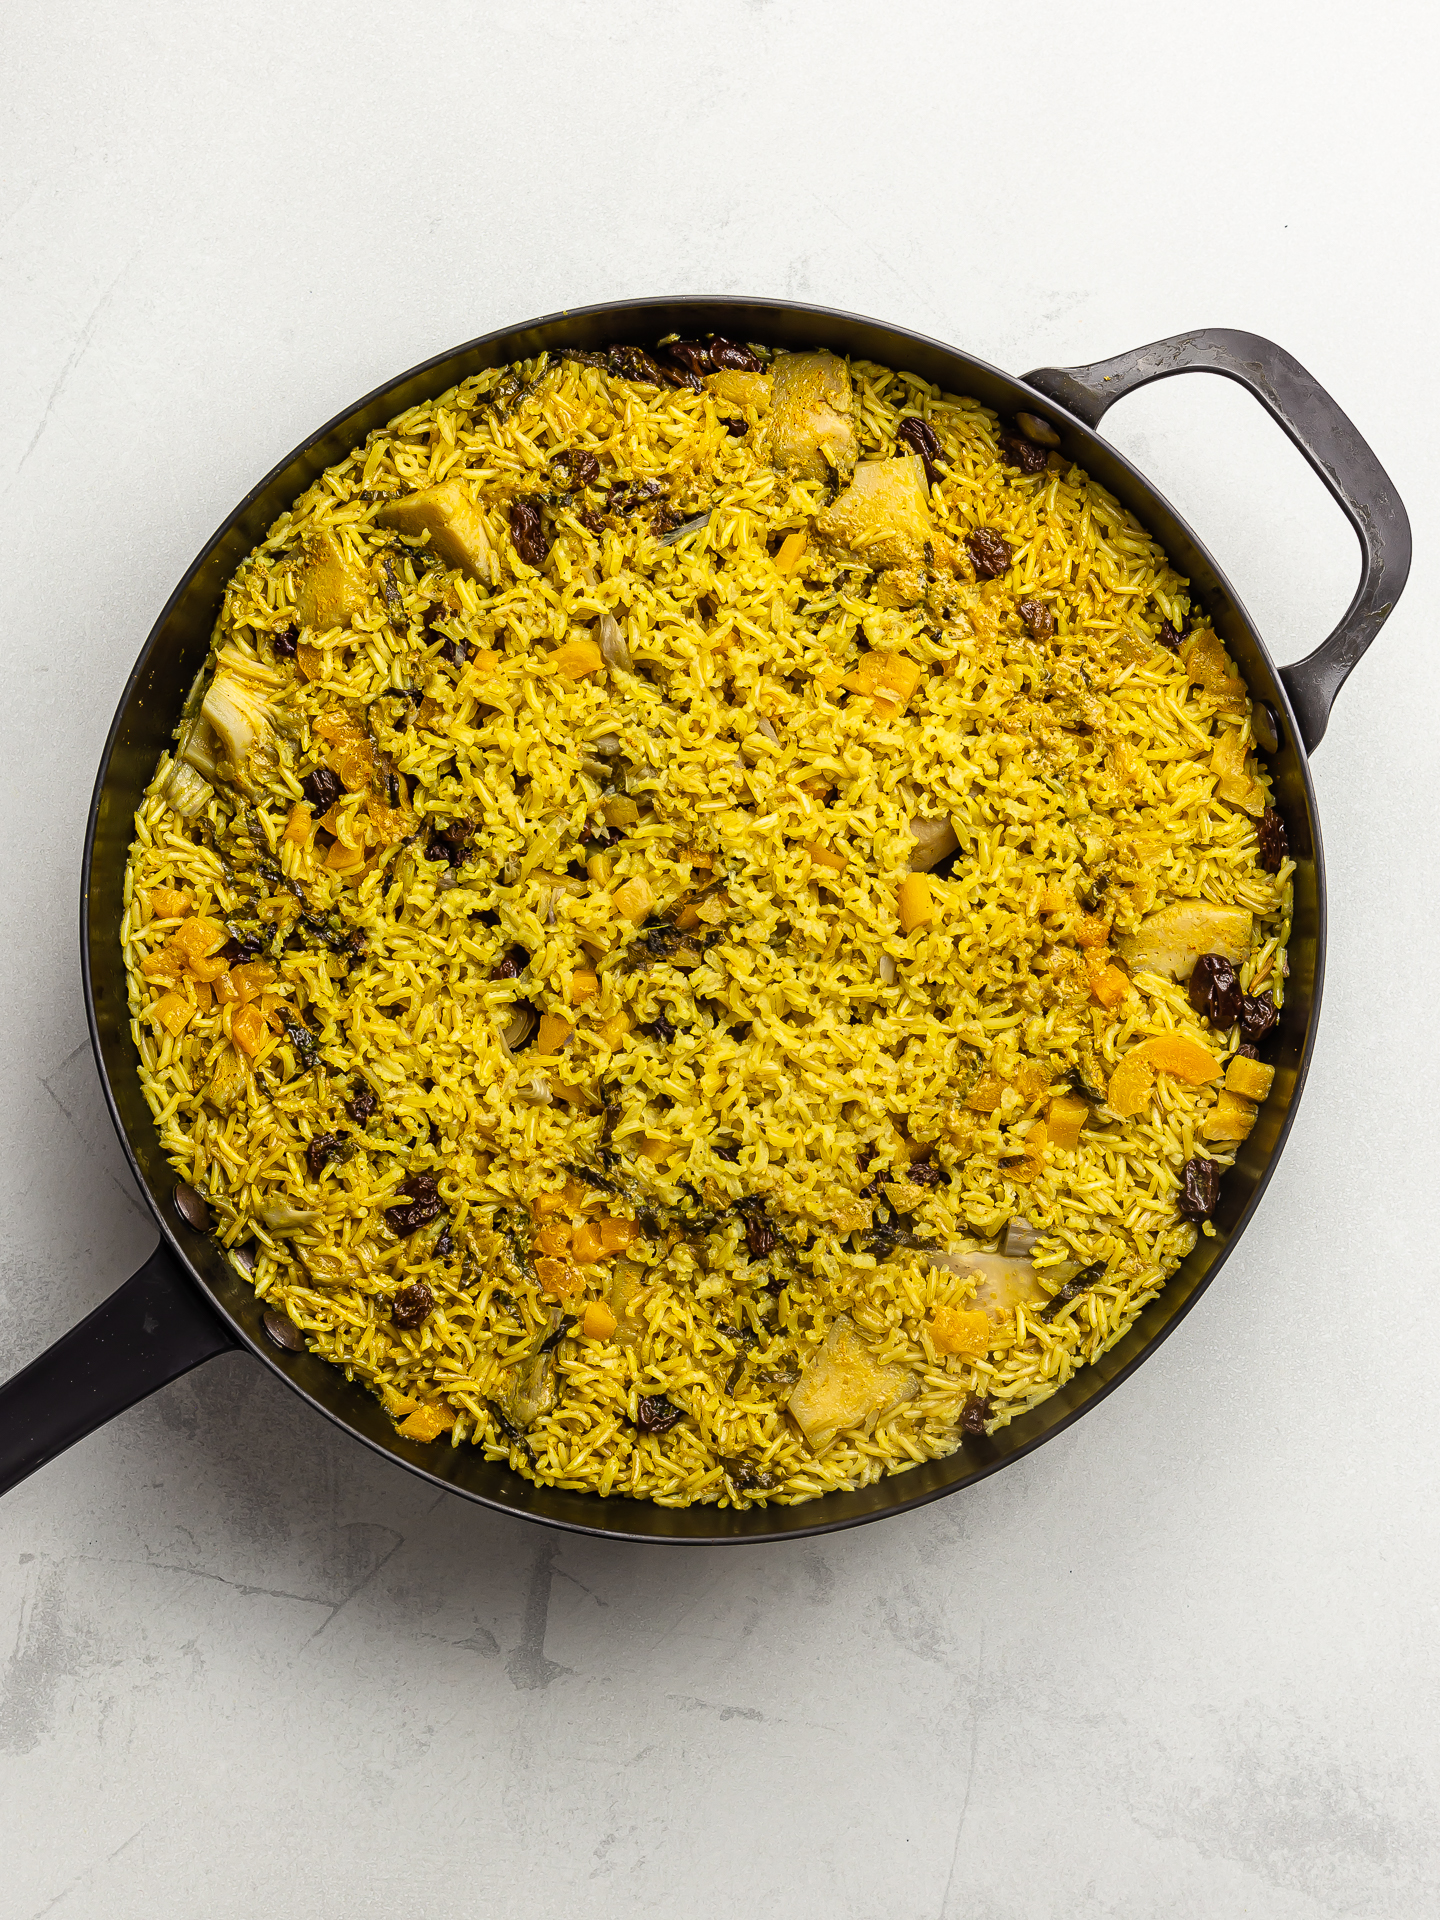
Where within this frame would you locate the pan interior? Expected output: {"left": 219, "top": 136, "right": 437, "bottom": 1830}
{"left": 84, "top": 298, "right": 1321, "bottom": 1542}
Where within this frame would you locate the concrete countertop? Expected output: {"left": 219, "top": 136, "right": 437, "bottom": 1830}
{"left": 2, "top": 4, "right": 1436, "bottom": 1914}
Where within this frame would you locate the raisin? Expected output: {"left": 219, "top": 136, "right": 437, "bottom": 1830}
{"left": 491, "top": 947, "right": 528, "bottom": 980}
{"left": 348, "top": 1080, "right": 378, "bottom": 1123}
{"left": 552, "top": 448, "right": 600, "bottom": 490}
{"left": 1157, "top": 620, "right": 1182, "bottom": 653}
{"left": 906, "top": 1161, "right": 944, "bottom": 1187}
{"left": 1178, "top": 1156, "right": 1221, "bottom": 1219}
{"left": 510, "top": 497, "right": 548, "bottom": 569}
{"left": 439, "top": 637, "right": 468, "bottom": 669}
{"left": 561, "top": 347, "right": 607, "bottom": 368}
{"left": 635, "top": 1394, "right": 683, "bottom": 1434}
{"left": 960, "top": 1393, "right": 990, "bottom": 1437}
{"left": 429, "top": 820, "right": 473, "bottom": 867}
{"left": 896, "top": 415, "right": 943, "bottom": 485}
{"left": 306, "top": 1131, "right": 344, "bottom": 1179}
{"left": 272, "top": 623, "right": 298, "bottom": 660}
{"left": 725, "top": 418, "right": 748, "bottom": 437}
{"left": 302, "top": 766, "right": 343, "bottom": 811}
{"left": 385, "top": 1197, "right": 441, "bottom": 1238}
{"left": 1257, "top": 807, "right": 1289, "bottom": 873}
{"left": 1238, "top": 990, "right": 1278, "bottom": 1046}
{"left": 665, "top": 339, "right": 713, "bottom": 377}
{"left": 435, "top": 1226, "right": 454, "bottom": 1259}
{"left": 998, "top": 429, "right": 1049, "bottom": 475}
{"left": 709, "top": 338, "right": 761, "bottom": 372}
{"left": 1236, "top": 1042, "right": 1260, "bottom": 1060}
{"left": 392, "top": 1281, "right": 435, "bottom": 1330}
{"left": 579, "top": 508, "right": 606, "bottom": 534}
{"left": 966, "top": 529, "right": 1012, "bottom": 580}
{"left": 609, "top": 479, "right": 664, "bottom": 516}
{"left": 644, "top": 1013, "right": 675, "bottom": 1045}
{"left": 739, "top": 1201, "right": 779, "bottom": 1259}
{"left": 607, "top": 344, "right": 666, "bottom": 385}
{"left": 1189, "top": 953, "right": 1242, "bottom": 1028}
{"left": 1018, "top": 597, "right": 1054, "bottom": 639}
{"left": 401, "top": 1171, "right": 439, "bottom": 1205}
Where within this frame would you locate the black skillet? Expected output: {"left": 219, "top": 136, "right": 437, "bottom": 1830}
{"left": 0, "top": 299, "right": 1411, "bottom": 1541}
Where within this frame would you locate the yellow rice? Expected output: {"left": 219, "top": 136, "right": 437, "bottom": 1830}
{"left": 120, "top": 343, "right": 1292, "bottom": 1508}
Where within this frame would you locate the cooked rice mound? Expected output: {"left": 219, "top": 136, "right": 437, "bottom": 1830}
{"left": 122, "top": 342, "right": 1293, "bottom": 1507}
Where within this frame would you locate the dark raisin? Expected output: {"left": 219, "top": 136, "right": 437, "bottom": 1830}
{"left": 1236, "top": 1042, "right": 1261, "bottom": 1060}
{"left": 561, "top": 347, "right": 607, "bottom": 369}
{"left": 428, "top": 821, "right": 473, "bottom": 867}
{"left": 348, "top": 1080, "right": 378, "bottom": 1123}
{"left": 402, "top": 1171, "right": 438, "bottom": 1205}
{"left": 173, "top": 1182, "right": 210, "bottom": 1232}
{"left": 651, "top": 505, "right": 685, "bottom": 536}
{"left": 302, "top": 766, "right": 343, "bottom": 811}
{"left": 966, "top": 530, "right": 1012, "bottom": 580}
{"left": 1257, "top": 808, "right": 1289, "bottom": 873}
{"left": 607, "top": 344, "right": 665, "bottom": 385}
{"left": 272, "top": 623, "right": 298, "bottom": 661}
{"left": 392, "top": 1281, "right": 435, "bottom": 1330}
{"left": 438, "top": 637, "right": 469, "bottom": 669}
{"left": 1157, "top": 620, "right": 1182, "bottom": 653}
{"left": 552, "top": 448, "right": 601, "bottom": 491}
{"left": 960, "top": 1393, "right": 990, "bottom": 1437}
{"left": 579, "top": 508, "right": 606, "bottom": 535}
{"left": 609, "top": 478, "right": 664, "bottom": 516}
{"left": 998, "top": 429, "right": 1049, "bottom": 476}
{"left": 306, "top": 1131, "right": 344, "bottom": 1179}
{"left": 1018, "top": 597, "right": 1054, "bottom": 639}
{"left": 1189, "top": 954, "right": 1243, "bottom": 1028}
{"left": 725, "top": 418, "right": 748, "bottom": 437}
{"left": 509, "top": 497, "right": 547, "bottom": 569}
{"left": 665, "top": 339, "right": 714, "bottom": 377}
{"left": 635, "top": 1394, "right": 683, "bottom": 1434}
{"left": 491, "top": 947, "right": 527, "bottom": 980}
{"left": 906, "top": 1161, "right": 944, "bottom": 1187}
{"left": 720, "top": 1456, "right": 777, "bottom": 1491}
{"left": 739, "top": 1201, "right": 779, "bottom": 1259}
{"left": 644, "top": 1013, "right": 675, "bottom": 1045}
{"left": 896, "top": 415, "right": 944, "bottom": 486}
{"left": 262, "top": 1309, "right": 303, "bottom": 1352}
{"left": 709, "top": 338, "right": 761, "bottom": 373}
{"left": 1178, "top": 1156, "right": 1221, "bottom": 1219}
{"left": 385, "top": 1198, "right": 441, "bottom": 1238}
{"left": 658, "top": 363, "right": 703, "bottom": 391}
{"left": 435, "top": 1226, "right": 453, "bottom": 1259}
{"left": 1238, "top": 991, "right": 1278, "bottom": 1046}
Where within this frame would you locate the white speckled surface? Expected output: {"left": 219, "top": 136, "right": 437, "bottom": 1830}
{"left": 3, "top": 4, "right": 1438, "bottom": 1914}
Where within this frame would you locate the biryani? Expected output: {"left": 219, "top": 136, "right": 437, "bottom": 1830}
{"left": 121, "top": 336, "right": 1293, "bottom": 1507}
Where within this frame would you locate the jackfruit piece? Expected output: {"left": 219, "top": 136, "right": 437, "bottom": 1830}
{"left": 765, "top": 351, "right": 856, "bottom": 481}
{"left": 376, "top": 479, "right": 493, "bottom": 582}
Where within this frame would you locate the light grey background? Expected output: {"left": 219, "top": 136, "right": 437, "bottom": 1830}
{"left": 2, "top": 3, "right": 1436, "bottom": 1915}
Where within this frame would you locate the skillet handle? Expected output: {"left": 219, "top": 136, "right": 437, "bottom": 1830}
{"left": 1022, "top": 329, "right": 1412, "bottom": 754}
{"left": 0, "top": 1241, "right": 238, "bottom": 1497}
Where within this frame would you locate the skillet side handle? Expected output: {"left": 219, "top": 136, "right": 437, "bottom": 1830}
{"left": 0, "top": 1241, "right": 238, "bottom": 1497}
{"left": 1022, "top": 329, "right": 1412, "bottom": 754}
